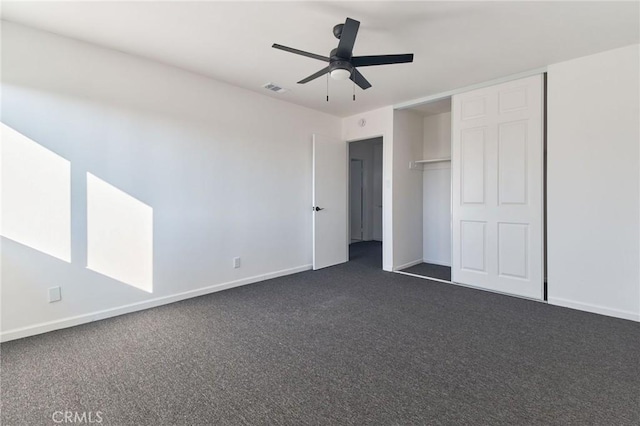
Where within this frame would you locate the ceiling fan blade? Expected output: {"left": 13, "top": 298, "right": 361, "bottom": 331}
{"left": 336, "top": 18, "right": 360, "bottom": 58}
{"left": 351, "top": 54, "right": 414, "bottom": 67}
{"left": 298, "top": 66, "right": 331, "bottom": 84}
{"left": 350, "top": 69, "right": 371, "bottom": 90}
{"left": 272, "top": 44, "right": 330, "bottom": 62}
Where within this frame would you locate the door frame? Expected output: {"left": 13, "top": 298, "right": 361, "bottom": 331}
{"left": 346, "top": 136, "right": 385, "bottom": 267}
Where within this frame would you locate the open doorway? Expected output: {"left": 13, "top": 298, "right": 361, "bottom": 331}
{"left": 348, "top": 137, "right": 383, "bottom": 267}
{"left": 396, "top": 97, "right": 453, "bottom": 282}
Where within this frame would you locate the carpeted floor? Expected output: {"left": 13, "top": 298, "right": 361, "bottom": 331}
{"left": 2, "top": 241, "right": 639, "bottom": 425}
{"left": 401, "top": 262, "right": 452, "bottom": 281}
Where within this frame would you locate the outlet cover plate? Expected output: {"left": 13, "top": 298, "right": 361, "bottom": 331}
{"left": 48, "top": 286, "right": 61, "bottom": 303}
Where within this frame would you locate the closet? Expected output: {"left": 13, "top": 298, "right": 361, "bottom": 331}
{"left": 400, "top": 97, "right": 453, "bottom": 282}
{"left": 394, "top": 74, "right": 544, "bottom": 300}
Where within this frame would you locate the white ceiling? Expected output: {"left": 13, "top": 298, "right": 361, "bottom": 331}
{"left": 2, "top": 1, "right": 638, "bottom": 117}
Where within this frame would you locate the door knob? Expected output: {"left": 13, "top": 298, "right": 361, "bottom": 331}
{"left": 313, "top": 206, "right": 324, "bottom": 211}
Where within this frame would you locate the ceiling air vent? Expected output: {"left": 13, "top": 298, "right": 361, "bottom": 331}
{"left": 262, "top": 83, "right": 288, "bottom": 94}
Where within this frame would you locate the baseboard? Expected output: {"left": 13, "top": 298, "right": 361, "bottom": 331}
{"left": 548, "top": 297, "right": 640, "bottom": 322}
{"left": 1, "top": 264, "right": 312, "bottom": 342}
{"left": 422, "top": 258, "right": 451, "bottom": 267}
{"left": 393, "top": 259, "right": 423, "bottom": 271}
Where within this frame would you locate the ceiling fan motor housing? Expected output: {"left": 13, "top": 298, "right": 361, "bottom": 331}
{"left": 330, "top": 47, "right": 350, "bottom": 61}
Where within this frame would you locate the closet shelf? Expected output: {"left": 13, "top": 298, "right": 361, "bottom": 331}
{"left": 414, "top": 158, "right": 451, "bottom": 164}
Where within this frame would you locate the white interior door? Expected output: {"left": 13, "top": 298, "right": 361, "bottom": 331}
{"left": 452, "top": 75, "right": 543, "bottom": 300}
{"left": 350, "top": 159, "right": 364, "bottom": 241}
{"left": 313, "top": 134, "right": 348, "bottom": 270}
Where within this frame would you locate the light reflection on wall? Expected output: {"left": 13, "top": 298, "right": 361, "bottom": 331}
{"left": 1, "top": 123, "right": 71, "bottom": 262}
{"left": 86, "top": 173, "right": 153, "bottom": 292}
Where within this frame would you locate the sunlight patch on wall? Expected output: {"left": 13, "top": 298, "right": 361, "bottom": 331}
{"left": 87, "top": 173, "right": 153, "bottom": 293}
{"left": 1, "top": 123, "right": 71, "bottom": 262}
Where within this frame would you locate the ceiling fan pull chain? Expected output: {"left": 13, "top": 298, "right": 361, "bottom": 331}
{"left": 352, "top": 69, "right": 356, "bottom": 101}
{"left": 326, "top": 72, "right": 329, "bottom": 102}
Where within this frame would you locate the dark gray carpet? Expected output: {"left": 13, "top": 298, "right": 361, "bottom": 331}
{"left": 2, "top": 241, "right": 639, "bottom": 425}
{"left": 402, "top": 262, "right": 452, "bottom": 281}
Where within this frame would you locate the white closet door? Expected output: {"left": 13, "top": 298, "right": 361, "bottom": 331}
{"left": 452, "top": 75, "right": 543, "bottom": 300}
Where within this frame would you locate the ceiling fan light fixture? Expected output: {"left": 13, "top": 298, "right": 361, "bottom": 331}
{"left": 330, "top": 68, "right": 351, "bottom": 80}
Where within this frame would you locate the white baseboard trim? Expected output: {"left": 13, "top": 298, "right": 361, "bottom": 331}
{"left": 393, "top": 259, "right": 423, "bottom": 271}
{"left": 548, "top": 297, "right": 640, "bottom": 322}
{"left": 422, "top": 258, "right": 451, "bottom": 267}
{"left": 1, "top": 264, "right": 312, "bottom": 342}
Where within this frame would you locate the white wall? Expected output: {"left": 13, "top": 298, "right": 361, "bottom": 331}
{"left": 547, "top": 44, "right": 640, "bottom": 321}
{"left": 0, "top": 22, "right": 341, "bottom": 340}
{"left": 349, "top": 138, "right": 383, "bottom": 242}
{"left": 422, "top": 112, "right": 451, "bottom": 266}
{"left": 342, "top": 106, "right": 394, "bottom": 270}
{"left": 423, "top": 112, "right": 452, "bottom": 160}
{"left": 392, "top": 109, "right": 424, "bottom": 269}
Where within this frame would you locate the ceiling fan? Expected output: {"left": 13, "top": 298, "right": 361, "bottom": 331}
{"left": 272, "top": 17, "right": 414, "bottom": 91}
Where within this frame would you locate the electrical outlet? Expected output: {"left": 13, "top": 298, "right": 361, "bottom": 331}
{"left": 233, "top": 257, "right": 241, "bottom": 269}
{"left": 48, "top": 286, "right": 61, "bottom": 303}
